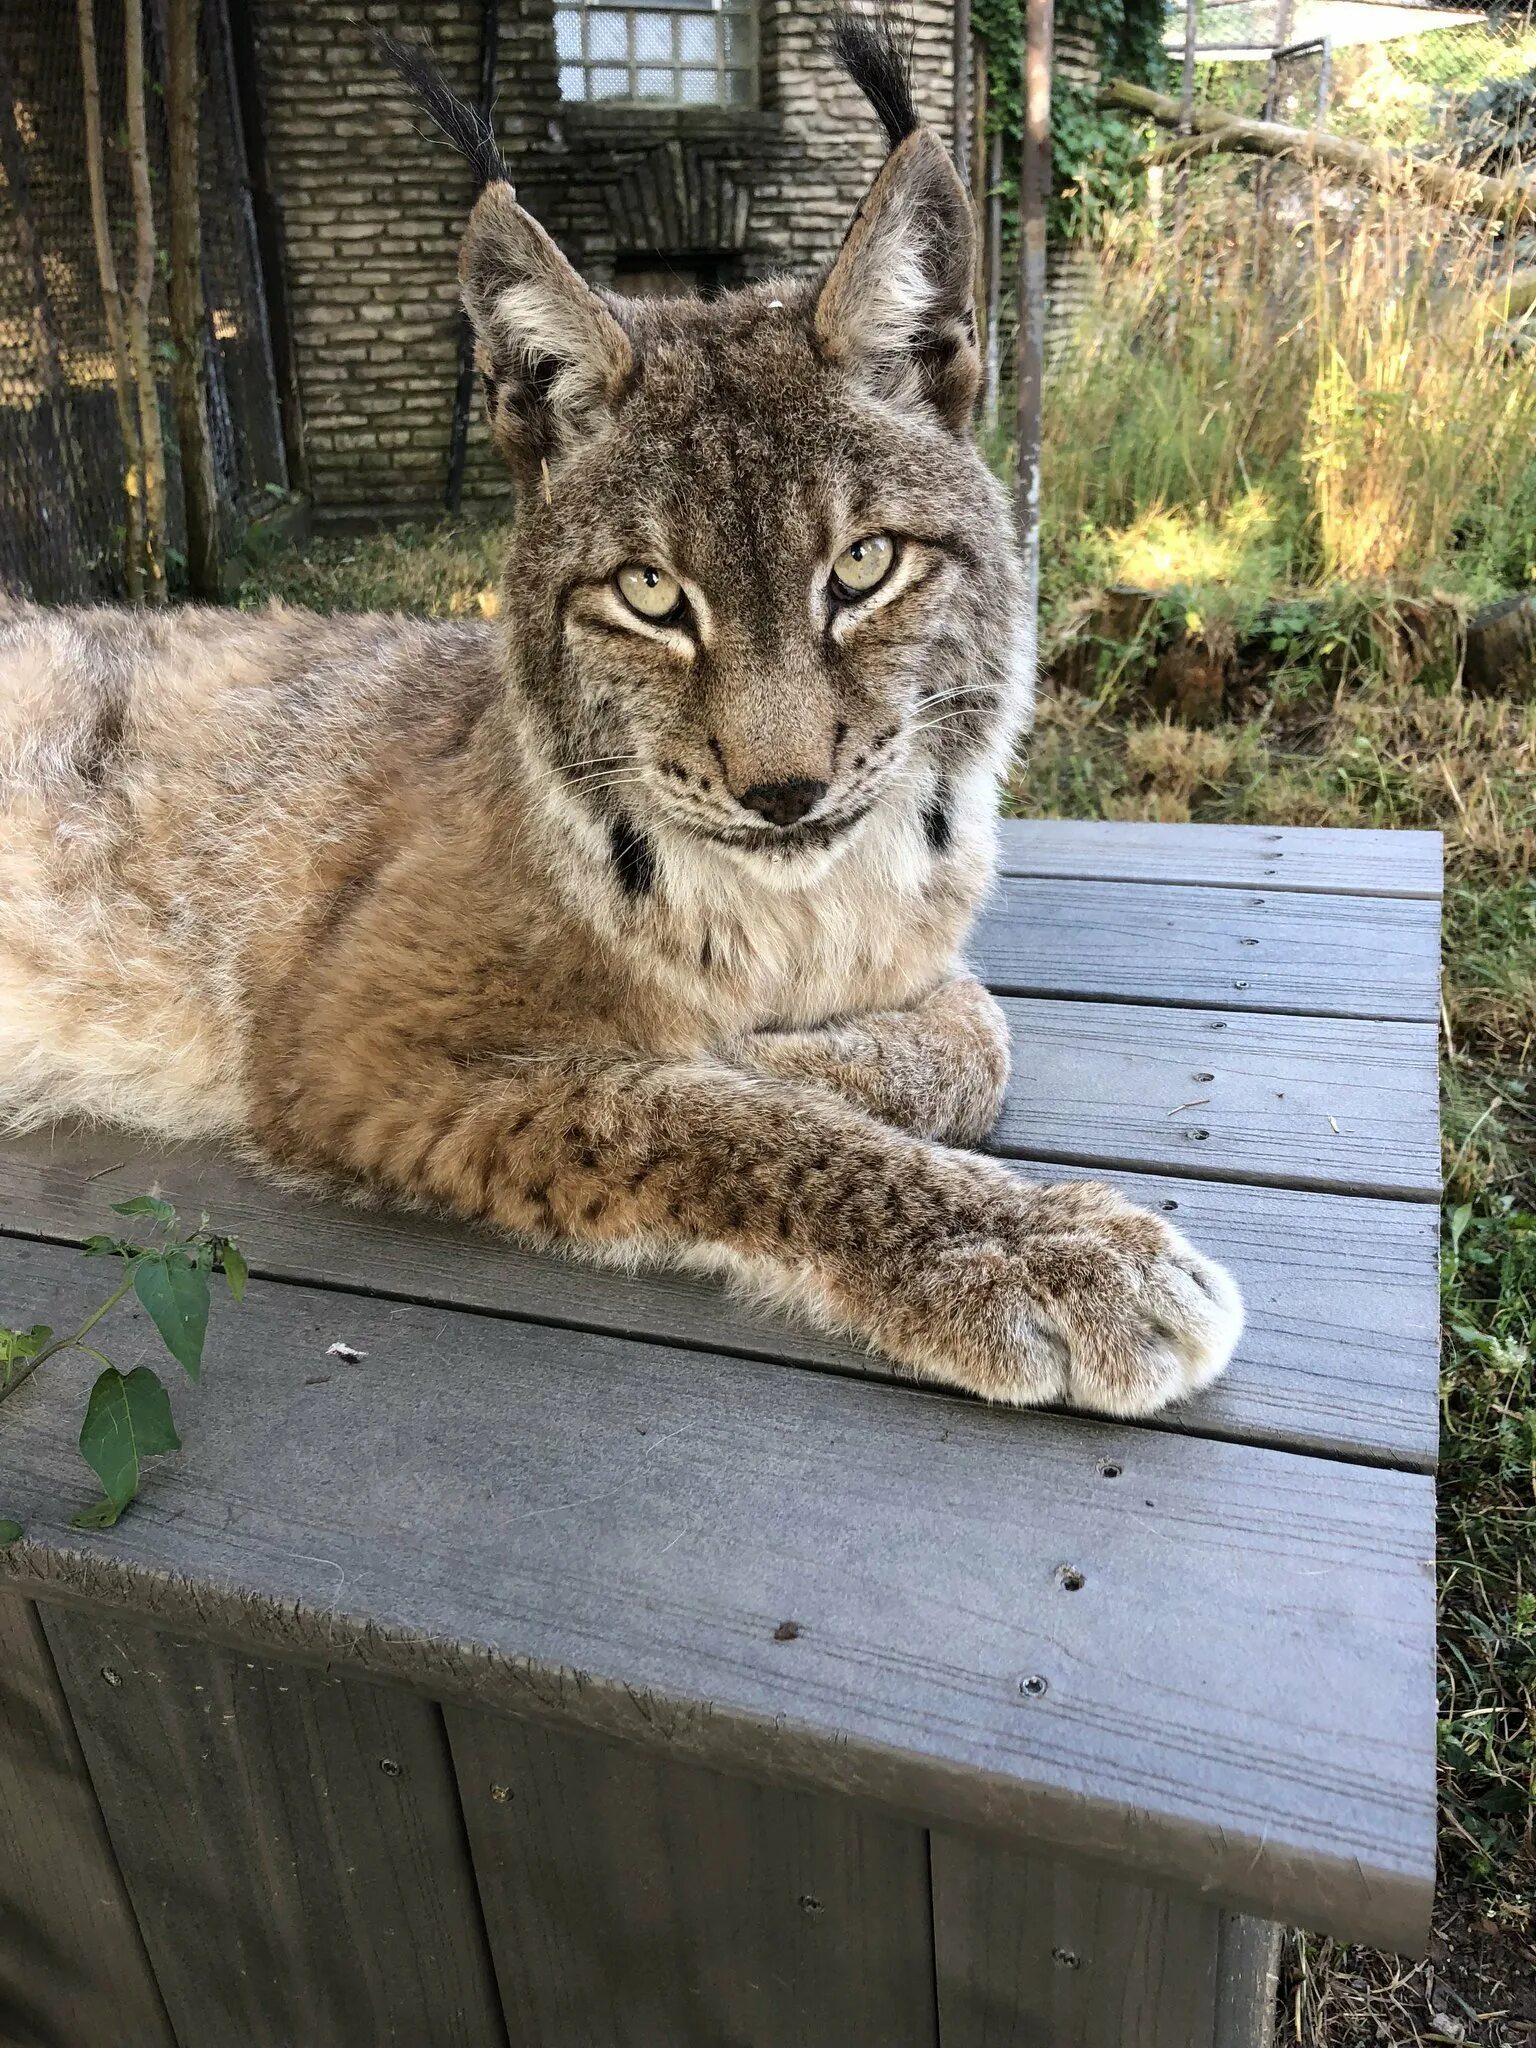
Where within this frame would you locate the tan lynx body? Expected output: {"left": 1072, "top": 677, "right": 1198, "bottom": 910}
{"left": 0, "top": 21, "right": 1241, "bottom": 1417}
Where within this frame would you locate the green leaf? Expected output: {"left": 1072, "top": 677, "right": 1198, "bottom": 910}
{"left": 1, "top": 1324, "right": 51, "bottom": 1362}
{"left": 113, "top": 1194, "right": 176, "bottom": 1228}
{"left": 0, "top": 1520, "right": 22, "bottom": 1547}
{"left": 134, "top": 1253, "right": 210, "bottom": 1381}
{"left": 219, "top": 1242, "right": 248, "bottom": 1304}
{"left": 82, "top": 1233, "right": 132, "bottom": 1258}
{"left": 74, "top": 1365, "right": 180, "bottom": 1522}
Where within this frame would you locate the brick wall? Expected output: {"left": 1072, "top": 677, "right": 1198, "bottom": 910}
{"left": 251, "top": 0, "right": 956, "bottom": 515}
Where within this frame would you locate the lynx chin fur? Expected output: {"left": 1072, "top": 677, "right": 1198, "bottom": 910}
{"left": 0, "top": 15, "right": 1241, "bottom": 1417}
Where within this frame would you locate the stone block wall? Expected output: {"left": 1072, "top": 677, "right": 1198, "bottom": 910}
{"left": 250, "top": 0, "right": 955, "bottom": 515}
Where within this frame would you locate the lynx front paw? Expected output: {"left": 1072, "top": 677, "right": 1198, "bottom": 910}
{"left": 865, "top": 1178, "right": 1243, "bottom": 1419}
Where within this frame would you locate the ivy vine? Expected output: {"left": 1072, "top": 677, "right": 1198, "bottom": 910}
{"left": 972, "top": 0, "right": 1165, "bottom": 237}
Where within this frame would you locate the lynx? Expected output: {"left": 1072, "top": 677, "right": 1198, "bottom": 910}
{"left": 0, "top": 16, "right": 1241, "bottom": 1417}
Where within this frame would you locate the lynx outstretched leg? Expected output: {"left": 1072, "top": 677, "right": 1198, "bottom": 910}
{"left": 257, "top": 1044, "right": 1242, "bottom": 1419}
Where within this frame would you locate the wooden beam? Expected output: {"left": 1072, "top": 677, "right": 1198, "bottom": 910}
{"left": 1107, "top": 77, "right": 1536, "bottom": 227}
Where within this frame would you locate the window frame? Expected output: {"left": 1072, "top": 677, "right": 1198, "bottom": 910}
{"left": 554, "top": 0, "right": 759, "bottom": 110}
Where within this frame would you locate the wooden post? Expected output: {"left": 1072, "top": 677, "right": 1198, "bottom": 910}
{"left": 446, "top": 0, "right": 500, "bottom": 513}
{"left": 971, "top": 34, "right": 987, "bottom": 365}
{"left": 77, "top": 0, "right": 146, "bottom": 598}
{"left": 952, "top": 0, "right": 972, "bottom": 184}
{"left": 983, "top": 126, "right": 1003, "bottom": 433}
{"left": 1015, "top": 0, "right": 1052, "bottom": 648}
{"left": 166, "top": 0, "right": 222, "bottom": 598}
{"left": 125, "top": 0, "right": 170, "bottom": 602}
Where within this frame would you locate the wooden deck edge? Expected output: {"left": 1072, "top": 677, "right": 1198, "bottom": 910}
{"left": 0, "top": 1565, "right": 1436, "bottom": 1958}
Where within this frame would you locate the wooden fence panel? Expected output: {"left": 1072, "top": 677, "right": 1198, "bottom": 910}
{"left": 447, "top": 1713, "right": 939, "bottom": 2048}
{"left": 0, "top": 1594, "right": 174, "bottom": 2048}
{"left": 41, "top": 1607, "right": 507, "bottom": 2048}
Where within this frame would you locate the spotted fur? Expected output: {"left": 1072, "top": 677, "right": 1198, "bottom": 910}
{"left": 0, "top": 34, "right": 1242, "bottom": 1416}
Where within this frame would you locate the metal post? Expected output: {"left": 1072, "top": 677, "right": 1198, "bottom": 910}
{"left": 952, "top": 0, "right": 972, "bottom": 184}
{"left": 1174, "top": 0, "right": 1197, "bottom": 228}
{"left": 446, "top": 0, "right": 501, "bottom": 513}
{"left": 1015, "top": 0, "right": 1052, "bottom": 655}
{"left": 1316, "top": 34, "right": 1332, "bottom": 129}
{"left": 226, "top": 0, "right": 308, "bottom": 496}
{"left": 1254, "top": 0, "right": 1296, "bottom": 243}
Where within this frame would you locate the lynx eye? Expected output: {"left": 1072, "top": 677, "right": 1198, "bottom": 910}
{"left": 831, "top": 534, "right": 895, "bottom": 598}
{"left": 617, "top": 564, "right": 683, "bottom": 621}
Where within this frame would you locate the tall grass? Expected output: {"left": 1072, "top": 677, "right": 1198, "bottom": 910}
{"left": 1043, "top": 162, "right": 1536, "bottom": 600}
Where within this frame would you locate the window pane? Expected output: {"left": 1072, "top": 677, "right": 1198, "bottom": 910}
{"left": 558, "top": 62, "right": 587, "bottom": 98}
{"left": 678, "top": 13, "right": 717, "bottom": 61}
{"left": 681, "top": 66, "right": 719, "bottom": 101}
{"left": 633, "top": 12, "right": 672, "bottom": 59}
{"left": 590, "top": 63, "right": 629, "bottom": 97}
{"left": 554, "top": 8, "right": 582, "bottom": 58}
{"left": 587, "top": 10, "right": 628, "bottom": 58}
{"left": 725, "top": 67, "right": 751, "bottom": 100}
{"left": 636, "top": 65, "right": 676, "bottom": 97}
{"left": 722, "top": 13, "right": 751, "bottom": 62}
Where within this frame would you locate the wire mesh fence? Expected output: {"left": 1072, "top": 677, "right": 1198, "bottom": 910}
{"left": 0, "top": 0, "right": 286, "bottom": 603}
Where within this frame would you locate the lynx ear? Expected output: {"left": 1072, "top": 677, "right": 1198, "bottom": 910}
{"left": 813, "top": 129, "right": 979, "bottom": 430}
{"left": 460, "top": 182, "right": 634, "bottom": 478}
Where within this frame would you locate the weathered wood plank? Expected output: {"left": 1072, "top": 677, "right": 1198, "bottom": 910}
{"left": 39, "top": 1606, "right": 508, "bottom": 2048}
{"left": 447, "top": 1713, "right": 938, "bottom": 2048}
{"left": 0, "top": 1120, "right": 1442, "bottom": 1469}
{"left": 972, "top": 878, "right": 1441, "bottom": 1022}
{"left": 931, "top": 1836, "right": 1221, "bottom": 2047}
{"left": 991, "top": 1000, "right": 1440, "bottom": 1201}
{"left": 996, "top": 820, "right": 1443, "bottom": 901}
{"left": 0, "top": 1240, "right": 1437, "bottom": 1949}
{"left": 930, "top": 1833, "right": 1279, "bottom": 2048}
{"left": 0, "top": 1593, "right": 174, "bottom": 2048}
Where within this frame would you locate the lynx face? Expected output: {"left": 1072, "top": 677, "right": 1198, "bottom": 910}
{"left": 456, "top": 104, "right": 1028, "bottom": 882}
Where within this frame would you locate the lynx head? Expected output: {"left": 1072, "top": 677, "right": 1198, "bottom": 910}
{"left": 381, "top": 15, "right": 1027, "bottom": 885}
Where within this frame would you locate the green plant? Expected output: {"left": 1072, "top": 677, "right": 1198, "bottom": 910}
{"left": 0, "top": 1194, "right": 246, "bottom": 1534}
{"left": 1038, "top": 162, "right": 1536, "bottom": 601}
{"left": 971, "top": 0, "right": 1164, "bottom": 240}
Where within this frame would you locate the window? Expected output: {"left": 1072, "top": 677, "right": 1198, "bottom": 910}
{"left": 554, "top": 0, "right": 757, "bottom": 107}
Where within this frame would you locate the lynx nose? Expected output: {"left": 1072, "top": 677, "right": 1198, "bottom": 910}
{"left": 739, "top": 778, "right": 827, "bottom": 827}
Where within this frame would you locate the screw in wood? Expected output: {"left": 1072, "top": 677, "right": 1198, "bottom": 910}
{"left": 1018, "top": 1674, "right": 1049, "bottom": 1697}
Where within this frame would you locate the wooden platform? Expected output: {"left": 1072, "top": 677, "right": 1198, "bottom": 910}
{"left": 0, "top": 820, "right": 1441, "bottom": 2048}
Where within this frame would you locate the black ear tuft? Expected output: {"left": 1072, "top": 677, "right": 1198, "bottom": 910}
{"left": 826, "top": 10, "right": 919, "bottom": 151}
{"left": 370, "top": 27, "right": 509, "bottom": 189}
